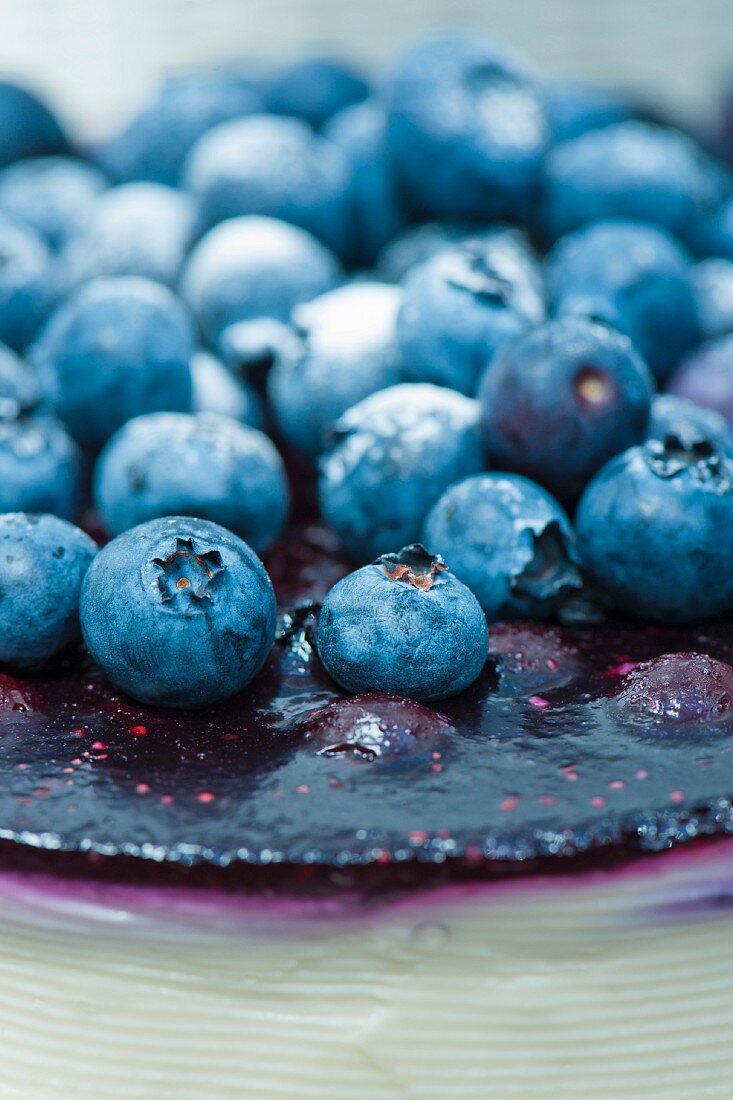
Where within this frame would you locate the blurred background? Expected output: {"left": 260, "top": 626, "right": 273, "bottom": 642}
{"left": 0, "top": 0, "right": 731, "bottom": 137}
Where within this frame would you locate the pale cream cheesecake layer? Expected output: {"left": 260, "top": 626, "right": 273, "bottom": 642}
{"left": 0, "top": 843, "right": 732, "bottom": 1100}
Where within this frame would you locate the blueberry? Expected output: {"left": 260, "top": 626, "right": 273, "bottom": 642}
{"left": 190, "top": 351, "right": 265, "bottom": 429}
{"left": 0, "top": 414, "right": 82, "bottom": 519}
{"left": 542, "top": 122, "right": 718, "bottom": 242}
{"left": 0, "top": 213, "right": 58, "bottom": 351}
{"left": 541, "top": 80, "right": 634, "bottom": 144}
{"left": 377, "top": 221, "right": 500, "bottom": 282}
{"left": 93, "top": 411, "right": 289, "bottom": 553}
{"left": 324, "top": 100, "right": 406, "bottom": 267}
{"left": 692, "top": 258, "right": 733, "bottom": 339}
{"left": 0, "top": 342, "right": 38, "bottom": 419}
{"left": 617, "top": 652, "right": 733, "bottom": 723}
{"left": 80, "top": 516, "right": 276, "bottom": 708}
{"left": 386, "top": 33, "right": 548, "bottom": 221}
{"left": 264, "top": 56, "right": 369, "bottom": 130}
{"left": 183, "top": 114, "right": 351, "bottom": 257}
{"left": 667, "top": 334, "right": 733, "bottom": 423}
{"left": 59, "top": 182, "right": 199, "bottom": 290}
{"left": 97, "top": 69, "right": 260, "bottom": 186}
{"left": 268, "top": 281, "right": 403, "bottom": 457}
{"left": 576, "top": 435, "right": 733, "bottom": 621}
{"left": 32, "top": 276, "right": 194, "bottom": 448}
{"left": 696, "top": 196, "right": 733, "bottom": 261}
{"left": 478, "top": 318, "right": 654, "bottom": 501}
{"left": 301, "top": 692, "right": 453, "bottom": 760}
{"left": 318, "top": 382, "right": 485, "bottom": 562}
{"left": 0, "top": 156, "right": 107, "bottom": 250}
{"left": 397, "top": 238, "right": 545, "bottom": 396}
{"left": 378, "top": 221, "right": 541, "bottom": 285}
{"left": 647, "top": 394, "right": 730, "bottom": 451}
{"left": 422, "top": 473, "right": 581, "bottom": 619}
{"left": 0, "top": 81, "right": 69, "bottom": 168}
{"left": 0, "top": 513, "right": 96, "bottom": 664}
{"left": 217, "top": 317, "right": 303, "bottom": 393}
{"left": 316, "top": 544, "right": 488, "bottom": 701}
{"left": 547, "top": 220, "right": 700, "bottom": 382}
{"left": 180, "top": 215, "right": 341, "bottom": 346}
{"left": 489, "top": 620, "right": 582, "bottom": 695}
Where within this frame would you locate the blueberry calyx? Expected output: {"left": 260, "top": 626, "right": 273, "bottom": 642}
{"left": 152, "top": 537, "right": 226, "bottom": 604}
{"left": 573, "top": 365, "right": 615, "bottom": 406}
{"left": 447, "top": 248, "right": 514, "bottom": 305}
{"left": 644, "top": 432, "right": 729, "bottom": 486}
{"left": 376, "top": 543, "right": 447, "bottom": 591}
{"left": 510, "top": 521, "right": 583, "bottom": 603}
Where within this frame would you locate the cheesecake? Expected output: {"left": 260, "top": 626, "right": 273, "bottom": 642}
{"left": 0, "top": 524, "right": 731, "bottom": 1099}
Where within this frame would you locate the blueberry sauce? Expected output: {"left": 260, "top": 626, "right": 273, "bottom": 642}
{"left": 0, "top": 520, "right": 732, "bottom": 894}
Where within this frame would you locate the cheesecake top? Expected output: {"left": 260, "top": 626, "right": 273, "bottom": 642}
{"left": 0, "top": 520, "right": 731, "bottom": 892}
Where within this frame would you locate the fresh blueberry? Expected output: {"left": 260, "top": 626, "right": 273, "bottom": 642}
{"left": 478, "top": 317, "right": 654, "bottom": 501}
{"left": 667, "top": 334, "right": 733, "bottom": 423}
{"left": 0, "top": 342, "right": 38, "bottom": 419}
{"left": 0, "top": 81, "right": 69, "bottom": 168}
{"left": 0, "top": 414, "right": 81, "bottom": 519}
{"left": 0, "top": 213, "right": 58, "bottom": 351}
{"left": 0, "top": 156, "right": 107, "bottom": 250}
{"left": 0, "top": 513, "right": 96, "bottom": 664}
{"left": 97, "top": 69, "right": 260, "bottom": 186}
{"left": 397, "top": 237, "right": 545, "bottom": 396}
{"left": 695, "top": 196, "right": 733, "bottom": 261}
{"left": 692, "top": 258, "right": 733, "bottom": 339}
{"left": 93, "top": 411, "right": 289, "bottom": 552}
{"left": 377, "top": 221, "right": 539, "bottom": 284}
{"left": 80, "top": 516, "right": 276, "bottom": 708}
{"left": 59, "top": 182, "right": 199, "bottom": 290}
{"left": 542, "top": 122, "right": 718, "bottom": 242}
{"left": 422, "top": 473, "right": 581, "bottom": 620}
{"left": 324, "top": 100, "right": 406, "bottom": 267}
{"left": 617, "top": 652, "right": 733, "bottom": 724}
{"left": 190, "top": 351, "right": 265, "bottom": 429}
{"left": 217, "top": 316, "right": 303, "bottom": 393}
{"left": 386, "top": 32, "right": 548, "bottom": 220}
{"left": 647, "top": 394, "right": 730, "bottom": 451}
{"left": 268, "top": 281, "right": 403, "bottom": 457}
{"left": 319, "top": 382, "right": 485, "bottom": 562}
{"left": 316, "top": 543, "right": 488, "bottom": 701}
{"left": 541, "top": 80, "right": 634, "bottom": 144}
{"left": 183, "top": 114, "right": 351, "bottom": 257}
{"left": 547, "top": 220, "right": 700, "bottom": 382}
{"left": 180, "top": 215, "right": 341, "bottom": 346}
{"left": 32, "top": 276, "right": 194, "bottom": 448}
{"left": 264, "top": 55, "right": 369, "bottom": 129}
{"left": 576, "top": 435, "right": 733, "bottom": 621}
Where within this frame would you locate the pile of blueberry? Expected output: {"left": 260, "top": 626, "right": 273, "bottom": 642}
{"left": 1, "top": 34, "right": 733, "bottom": 711}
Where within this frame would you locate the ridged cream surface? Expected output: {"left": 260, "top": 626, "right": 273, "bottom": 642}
{"left": 0, "top": 846, "right": 732, "bottom": 1099}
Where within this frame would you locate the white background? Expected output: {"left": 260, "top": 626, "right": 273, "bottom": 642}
{"left": 0, "top": 0, "right": 731, "bottom": 137}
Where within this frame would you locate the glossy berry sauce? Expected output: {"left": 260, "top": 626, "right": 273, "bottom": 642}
{"left": 0, "top": 519, "right": 732, "bottom": 895}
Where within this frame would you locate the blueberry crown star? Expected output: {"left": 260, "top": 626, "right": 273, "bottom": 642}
{"left": 376, "top": 544, "right": 448, "bottom": 591}
{"left": 152, "top": 537, "right": 226, "bottom": 604}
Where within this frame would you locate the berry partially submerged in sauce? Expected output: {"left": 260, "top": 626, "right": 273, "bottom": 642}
{"left": 301, "top": 692, "right": 452, "bottom": 760}
{"left": 618, "top": 652, "right": 733, "bottom": 723}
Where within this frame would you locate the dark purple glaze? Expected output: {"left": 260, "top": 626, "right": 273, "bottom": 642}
{"left": 0, "top": 521, "right": 732, "bottom": 892}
